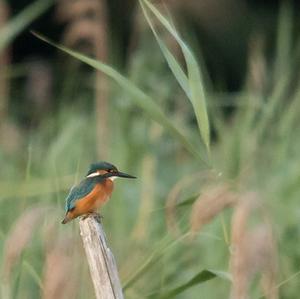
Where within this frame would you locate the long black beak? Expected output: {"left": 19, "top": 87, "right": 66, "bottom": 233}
{"left": 114, "top": 171, "right": 136, "bottom": 179}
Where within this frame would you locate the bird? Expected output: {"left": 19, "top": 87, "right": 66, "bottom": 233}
{"left": 61, "top": 161, "right": 136, "bottom": 224}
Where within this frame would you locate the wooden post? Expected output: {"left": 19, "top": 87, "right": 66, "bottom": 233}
{"left": 79, "top": 216, "right": 124, "bottom": 299}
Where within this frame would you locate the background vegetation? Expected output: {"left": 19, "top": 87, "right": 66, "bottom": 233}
{"left": 0, "top": 0, "right": 300, "bottom": 298}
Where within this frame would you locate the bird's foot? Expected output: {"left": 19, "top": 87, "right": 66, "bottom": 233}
{"left": 81, "top": 212, "right": 103, "bottom": 222}
{"left": 92, "top": 212, "right": 103, "bottom": 223}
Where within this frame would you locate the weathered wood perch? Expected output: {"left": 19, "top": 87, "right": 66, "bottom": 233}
{"left": 79, "top": 215, "right": 124, "bottom": 299}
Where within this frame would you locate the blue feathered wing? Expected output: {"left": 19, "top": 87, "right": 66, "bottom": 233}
{"left": 65, "top": 177, "right": 104, "bottom": 212}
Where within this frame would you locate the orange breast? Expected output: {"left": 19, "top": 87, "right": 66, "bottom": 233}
{"left": 73, "top": 179, "right": 114, "bottom": 217}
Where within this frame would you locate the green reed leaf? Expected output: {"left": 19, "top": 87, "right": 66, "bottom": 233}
{"left": 32, "top": 32, "right": 209, "bottom": 165}
{"left": 141, "top": 0, "right": 210, "bottom": 153}
{"left": 0, "top": 0, "right": 53, "bottom": 52}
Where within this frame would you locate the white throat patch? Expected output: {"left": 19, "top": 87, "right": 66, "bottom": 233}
{"left": 109, "top": 176, "right": 119, "bottom": 181}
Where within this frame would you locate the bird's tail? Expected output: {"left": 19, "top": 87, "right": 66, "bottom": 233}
{"left": 61, "top": 213, "right": 71, "bottom": 224}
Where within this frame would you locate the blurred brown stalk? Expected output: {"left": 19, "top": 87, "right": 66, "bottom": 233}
{"left": 230, "top": 194, "right": 278, "bottom": 299}
{"left": 56, "top": 0, "right": 109, "bottom": 158}
{"left": 42, "top": 237, "right": 78, "bottom": 299}
{"left": 2, "top": 206, "right": 50, "bottom": 281}
{"left": 165, "top": 171, "right": 217, "bottom": 236}
{"left": 0, "top": 0, "right": 10, "bottom": 127}
{"left": 190, "top": 184, "right": 237, "bottom": 235}
{"left": 167, "top": 175, "right": 278, "bottom": 298}
{"left": 131, "top": 123, "right": 162, "bottom": 241}
{"left": 1, "top": 206, "right": 51, "bottom": 299}
{"left": 1, "top": 206, "right": 81, "bottom": 299}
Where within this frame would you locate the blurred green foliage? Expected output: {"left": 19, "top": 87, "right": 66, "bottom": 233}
{"left": 1, "top": 1, "right": 300, "bottom": 299}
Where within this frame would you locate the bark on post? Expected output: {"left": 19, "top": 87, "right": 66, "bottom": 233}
{"left": 79, "top": 216, "right": 124, "bottom": 299}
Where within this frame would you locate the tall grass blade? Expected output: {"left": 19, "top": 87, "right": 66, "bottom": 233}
{"left": 0, "top": 0, "right": 53, "bottom": 52}
{"left": 140, "top": 2, "right": 189, "bottom": 96}
{"left": 123, "top": 234, "right": 188, "bottom": 290}
{"left": 258, "top": 270, "right": 300, "bottom": 299}
{"left": 141, "top": 0, "right": 210, "bottom": 153}
{"left": 147, "top": 269, "right": 230, "bottom": 298}
{"left": 255, "top": 2, "right": 293, "bottom": 139}
{"left": 0, "top": 175, "right": 74, "bottom": 200}
{"left": 32, "top": 32, "right": 209, "bottom": 165}
{"left": 11, "top": 258, "right": 23, "bottom": 299}
{"left": 23, "top": 260, "right": 43, "bottom": 291}
{"left": 274, "top": 1, "right": 292, "bottom": 78}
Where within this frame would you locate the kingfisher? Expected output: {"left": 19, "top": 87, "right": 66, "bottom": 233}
{"left": 62, "top": 161, "right": 136, "bottom": 224}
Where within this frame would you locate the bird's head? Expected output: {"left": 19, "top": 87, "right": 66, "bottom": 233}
{"left": 86, "top": 161, "right": 136, "bottom": 180}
